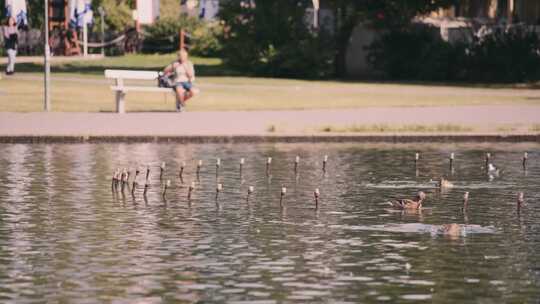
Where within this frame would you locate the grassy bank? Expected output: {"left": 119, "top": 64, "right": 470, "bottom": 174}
{"left": 316, "top": 124, "right": 475, "bottom": 133}
{"left": 262, "top": 123, "right": 539, "bottom": 134}
{"left": 1, "top": 54, "right": 540, "bottom": 112}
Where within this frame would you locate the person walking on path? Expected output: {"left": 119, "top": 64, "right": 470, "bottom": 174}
{"left": 3, "top": 16, "right": 19, "bottom": 75}
{"left": 3, "top": 16, "right": 18, "bottom": 75}
{"left": 163, "top": 48, "right": 198, "bottom": 112}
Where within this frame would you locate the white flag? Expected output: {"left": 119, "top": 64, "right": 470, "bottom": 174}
{"left": 69, "top": 0, "right": 93, "bottom": 28}
{"left": 5, "top": 0, "right": 27, "bottom": 26}
{"left": 199, "top": 0, "right": 219, "bottom": 20}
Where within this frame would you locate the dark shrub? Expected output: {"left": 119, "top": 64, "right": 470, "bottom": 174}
{"left": 366, "top": 26, "right": 466, "bottom": 81}
{"left": 367, "top": 24, "right": 540, "bottom": 83}
{"left": 465, "top": 28, "right": 540, "bottom": 82}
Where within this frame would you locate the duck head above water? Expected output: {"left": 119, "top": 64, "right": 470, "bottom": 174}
{"left": 416, "top": 191, "right": 426, "bottom": 202}
{"left": 438, "top": 177, "right": 454, "bottom": 188}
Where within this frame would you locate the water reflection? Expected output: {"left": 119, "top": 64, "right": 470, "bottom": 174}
{"left": 0, "top": 143, "right": 538, "bottom": 303}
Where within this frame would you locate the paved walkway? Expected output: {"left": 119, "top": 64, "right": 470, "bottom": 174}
{"left": 1, "top": 106, "right": 540, "bottom": 137}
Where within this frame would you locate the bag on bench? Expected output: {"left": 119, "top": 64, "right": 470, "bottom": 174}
{"left": 157, "top": 72, "right": 174, "bottom": 88}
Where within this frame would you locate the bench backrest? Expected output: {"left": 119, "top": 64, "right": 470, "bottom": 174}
{"left": 104, "top": 69, "right": 160, "bottom": 80}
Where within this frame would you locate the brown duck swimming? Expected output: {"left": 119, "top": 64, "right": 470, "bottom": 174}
{"left": 390, "top": 191, "right": 426, "bottom": 210}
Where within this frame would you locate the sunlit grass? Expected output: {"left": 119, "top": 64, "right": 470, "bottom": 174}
{"left": 2, "top": 72, "right": 539, "bottom": 112}
{"left": 495, "top": 125, "right": 519, "bottom": 132}
{"left": 529, "top": 124, "right": 540, "bottom": 132}
{"left": 317, "top": 123, "right": 475, "bottom": 133}
{"left": 1, "top": 53, "right": 540, "bottom": 112}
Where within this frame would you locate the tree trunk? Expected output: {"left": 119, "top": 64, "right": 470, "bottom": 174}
{"left": 335, "top": 17, "right": 357, "bottom": 78}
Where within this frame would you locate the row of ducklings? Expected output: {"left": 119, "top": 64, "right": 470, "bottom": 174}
{"left": 109, "top": 153, "right": 526, "bottom": 205}
{"left": 426, "top": 151, "right": 532, "bottom": 180}
{"left": 112, "top": 171, "right": 316, "bottom": 207}
{"left": 110, "top": 149, "right": 521, "bottom": 184}
{"left": 109, "top": 163, "right": 502, "bottom": 203}
{"left": 110, "top": 156, "right": 330, "bottom": 195}
{"left": 434, "top": 156, "right": 499, "bottom": 190}
{"left": 111, "top": 166, "right": 525, "bottom": 213}
{"left": 112, "top": 175, "right": 526, "bottom": 215}
{"left": 111, "top": 156, "right": 328, "bottom": 184}
{"left": 419, "top": 152, "right": 526, "bottom": 169}
{"left": 389, "top": 190, "right": 525, "bottom": 211}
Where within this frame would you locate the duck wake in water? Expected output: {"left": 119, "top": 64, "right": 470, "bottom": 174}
{"left": 330, "top": 223, "right": 497, "bottom": 237}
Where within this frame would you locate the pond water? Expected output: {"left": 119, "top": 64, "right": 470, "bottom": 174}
{"left": 0, "top": 143, "right": 538, "bottom": 303}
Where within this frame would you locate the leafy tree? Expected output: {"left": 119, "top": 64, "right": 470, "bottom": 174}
{"left": 142, "top": 15, "right": 222, "bottom": 56}
{"left": 326, "top": 0, "right": 457, "bottom": 76}
{"left": 218, "top": 0, "right": 334, "bottom": 78}
{"left": 159, "top": 0, "right": 181, "bottom": 20}
{"left": 95, "top": 0, "right": 134, "bottom": 31}
{"left": 218, "top": 0, "right": 456, "bottom": 78}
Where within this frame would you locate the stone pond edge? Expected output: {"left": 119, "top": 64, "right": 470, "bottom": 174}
{"left": 0, "top": 134, "right": 539, "bottom": 144}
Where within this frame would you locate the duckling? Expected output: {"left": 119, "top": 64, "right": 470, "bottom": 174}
{"left": 438, "top": 177, "right": 454, "bottom": 189}
{"left": 486, "top": 163, "right": 500, "bottom": 181}
{"left": 517, "top": 192, "right": 524, "bottom": 209}
{"left": 462, "top": 192, "right": 469, "bottom": 212}
{"left": 390, "top": 191, "right": 426, "bottom": 210}
{"left": 488, "top": 163, "right": 500, "bottom": 174}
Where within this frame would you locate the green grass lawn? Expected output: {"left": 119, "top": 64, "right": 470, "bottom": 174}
{"left": 10, "top": 54, "right": 237, "bottom": 76}
{"left": 1, "top": 54, "right": 540, "bottom": 112}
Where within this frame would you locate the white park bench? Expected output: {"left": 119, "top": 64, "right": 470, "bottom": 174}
{"left": 105, "top": 69, "right": 172, "bottom": 114}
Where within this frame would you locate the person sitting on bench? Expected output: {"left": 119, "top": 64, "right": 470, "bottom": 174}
{"left": 163, "top": 48, "right": 197, "bottom": 112}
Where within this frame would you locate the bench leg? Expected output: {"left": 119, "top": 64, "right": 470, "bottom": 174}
{"left": 115, "top": 91, "right": 126, "bottom": 114}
